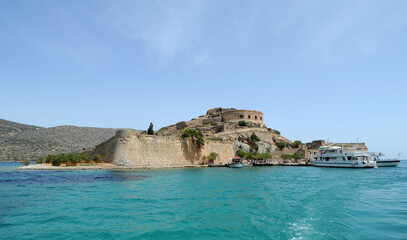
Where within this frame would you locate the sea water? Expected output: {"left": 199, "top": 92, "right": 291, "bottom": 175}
{"left": 1, "top": 162, "right": 406, "bottom": 240}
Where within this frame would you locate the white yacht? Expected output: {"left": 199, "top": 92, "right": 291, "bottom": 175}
{"left": 313, "top": 145, "right": 376, "bottom": 168}
{"left": 371, "top": 152, "right": 400, "bottom": 167}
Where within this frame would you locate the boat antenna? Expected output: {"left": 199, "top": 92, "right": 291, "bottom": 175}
{"left": 354, "top": 137, "right": 359, "bottom": 150}
{"left": 398, "top": 151, "right": 402, "bottom": 160}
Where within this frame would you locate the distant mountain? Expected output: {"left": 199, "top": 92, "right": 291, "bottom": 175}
{"left": 0, "top": 119, "right": 120, "bottom": 161}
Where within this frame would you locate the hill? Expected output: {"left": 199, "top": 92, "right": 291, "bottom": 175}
{"left": 0, "top": 119, "right": 119, "bottom": 161}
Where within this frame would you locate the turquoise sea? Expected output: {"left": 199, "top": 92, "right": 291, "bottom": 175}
{"left": 1, "top": 162, "right": 406, "bottom": 240}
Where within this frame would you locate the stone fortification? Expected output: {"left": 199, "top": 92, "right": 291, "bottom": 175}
{"left": 90, "top": 108, "right": 299, "bottom": 168}
{"left": 205, "top": 107, "right": 265, "bottom": 127}
{"left": 92, "top": 130, "right": 234, "bottom": 167}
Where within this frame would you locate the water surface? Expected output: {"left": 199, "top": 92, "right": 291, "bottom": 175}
{"left": 1, "top": 162, "right": 406, "bottom": 239}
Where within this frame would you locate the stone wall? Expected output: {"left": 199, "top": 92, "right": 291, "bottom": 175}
{"left": 92, "top": 130, "right": 234, "bottom": 167}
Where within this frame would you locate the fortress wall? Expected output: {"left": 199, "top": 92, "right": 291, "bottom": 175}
{"left": 93, "top": 132, "right": 234, "bottom": 167}
{"left": 222, "top": 110, "right": 265, "bottom": 126}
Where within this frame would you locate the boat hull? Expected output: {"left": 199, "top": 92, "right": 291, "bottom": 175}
{"left": 313, "top": 161, "right": 376, "bottom": 168}
{"left": 229, "top": 163, "right": 244, "bottom": 168}
{"left": 376, "top": 161, "right": 400, "bottom": 167}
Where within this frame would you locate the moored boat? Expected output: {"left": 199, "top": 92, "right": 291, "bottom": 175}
{"left": 313, "top": 144, "right": 376, "bottom": 168}
{"left": 371, "top": 152, "right": 400, "bottom": 167}
{"left": 228, "top": 157, "right": 244, "bottom": 168}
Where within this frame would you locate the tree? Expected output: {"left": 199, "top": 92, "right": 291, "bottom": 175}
{"left": 280, "top": 154, "right": 292, "bottom": 160}
{"left": 147, "top": 122, "right": 154, "bottom": 135}
{"left": 277, "top": 141, "right": 287, "bottom": 150}
{"left": 292, "top": 152, "right": 304, "bottom": 161}
{"left": 236, "top": 150, "right": 246, "bottom": 158}
{"left": 292, "top": 140, "right": 302, "bottom": 148}
{"left": 250, "top": 132, "right": 260, "bottom": 142}
{"left": 181, "top": 129, "right": 205, "bottom": 147}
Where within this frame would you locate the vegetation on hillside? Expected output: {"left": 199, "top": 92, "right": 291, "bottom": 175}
{"left": 292, "top": 140, "right": 302, "bottom": 148}
{"left": 277, "top": 141, "right": 287, "bottom": 150}
{"left": 273, "top": 129, "right": 281, "bottom": 135}
{"left": 202, "top": 152, "right": 218, "bottom": 164}
{"left": 250, "top": 132, "right": 260, "bottom": 142}
{"left": 238, "top": 121, "right": 247, "bottom": 126}
{"left": 181, "top": 129, "right": 205, "bottom": 147}
{"left": 236, "top": 150, "right": 272, "bottom": 160}
{"left": 280, "top": 152, "right": 304, "bottom": 161}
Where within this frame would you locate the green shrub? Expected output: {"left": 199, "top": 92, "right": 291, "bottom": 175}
{"left": 292, "top": 140, "right": 302, "bottom": 148}
{"left": 210, "top": 122, "right": 218, "bottom": 126}
{"left": 236, "top": 150, "right": 272, "bottom": 160}
{"left": 280, "top": 154, "right": 292, "bottom": 160}
{"left": 277, "top": 141, "right": 287, "bottom": 150}
{"left": 236, "top": 149, "right": 246, "bottom": 158}
{"left": 238, "top": 121, "right": 247, "bottom": 126}
{"left": 37, "top": 157, "right": 45, "bottom": 164}
{"left": 155, "top": 127, "right": 168, "bottom": 135}
{"left": 45, "top": 154, "right": 54, "bottom": 163}
{"left": 253, "top": 153, "right": 272, "bottom": 160}
{"left": 250, "top": 133, "right": 260, "bottom": 142}
{"left": 273, "top": 129, "right": 281, "bottom": 135}
{"left": 208, "top": 152, "right": 218, "bottom": 162}
{"left": 22, "top": 160, "right": 30, "bottom": 166}
{"left": 292, "top": 152, "right": 304, "bottom": 160}
{"left": 52, "top": 158, "right": 61, "bottom": 166}
{"left": 93, "top": 154, "right": 102, "bottom": 163}
{"left": 208, "top": 152, "right": 218, "bottom": 161}
{"left": 147, "top": 122, "right": 154, "bottom": 135}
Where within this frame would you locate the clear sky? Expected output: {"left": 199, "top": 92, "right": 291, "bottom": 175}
{"left": 1, "top": 0, "right": 406, "bottom": 158}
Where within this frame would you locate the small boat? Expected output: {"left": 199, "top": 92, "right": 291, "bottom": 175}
{"left": 313, "top": 144, "right": 376, "bottom": 168}
{"left": 371, "top": 152, "right": 400, "bottom": 167}
{"left": 228, "top": 157, "right": 244, "bottom": 168}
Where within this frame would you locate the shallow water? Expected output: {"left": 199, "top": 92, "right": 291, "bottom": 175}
{"left": 1, "top": 162, "right": 406, "bottom": 239}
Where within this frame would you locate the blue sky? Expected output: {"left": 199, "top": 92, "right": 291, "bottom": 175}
{"left": 1, "top": 0, "right": 406, "bottom": 158}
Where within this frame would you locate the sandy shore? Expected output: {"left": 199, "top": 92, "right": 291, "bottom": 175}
{"left": 18, "top": 163, "right": 208, "bottom": 170}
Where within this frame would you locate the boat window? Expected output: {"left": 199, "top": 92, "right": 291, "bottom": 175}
{"left": 342, "top": 157, "right": 346, "bottom": 161}
{"left": 347, "top": 156, "right": 351, "bottom": 160}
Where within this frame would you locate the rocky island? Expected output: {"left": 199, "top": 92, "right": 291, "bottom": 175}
{"left": 20, "top": 107, "right": 367, "bottom": 170}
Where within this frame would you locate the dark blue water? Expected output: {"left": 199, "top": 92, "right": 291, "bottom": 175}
{"left": 1, "top": 162, "right": 406, "bottom": 239}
